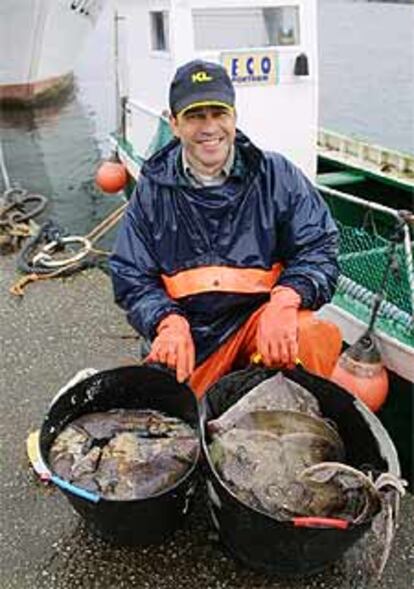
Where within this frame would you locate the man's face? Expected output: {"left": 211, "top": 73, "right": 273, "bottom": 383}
{"left": 169, "top": 105, "right": 236, "bottom": 175}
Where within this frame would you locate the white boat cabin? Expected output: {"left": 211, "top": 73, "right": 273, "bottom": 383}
{"left": 114, "top": 0, "right": 318, "bottom": 179}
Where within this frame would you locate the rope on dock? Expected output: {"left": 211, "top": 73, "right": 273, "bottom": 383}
{"left": 9, "top": 203, "right": 127, "bottom": 296}
{"left": 1, "top": 181, "right": 49, "bottom": 254}
{"left": 9, "top": 257, "right": 102, "bottom": 296}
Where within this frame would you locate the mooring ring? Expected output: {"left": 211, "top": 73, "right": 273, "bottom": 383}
{"left": 32, "top": 236, "right": 92, "bottom": 268}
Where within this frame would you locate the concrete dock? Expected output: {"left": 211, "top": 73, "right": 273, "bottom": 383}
{"left": 1, "top": 254, "right": 413, "bottom": 589}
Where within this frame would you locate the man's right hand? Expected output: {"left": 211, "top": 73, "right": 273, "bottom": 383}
{"left": 146, "top": 314, "right": 195, "bottom": 383}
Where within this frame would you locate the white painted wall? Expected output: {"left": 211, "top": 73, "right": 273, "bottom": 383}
{"left": 117, "top": 0, "right": 173, "bottom": 112}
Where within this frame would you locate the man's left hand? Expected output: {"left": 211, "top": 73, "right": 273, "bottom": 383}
{"left": 256, "top": 286, "right": 301, "bottom": 368}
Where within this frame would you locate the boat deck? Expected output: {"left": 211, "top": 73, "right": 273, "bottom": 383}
{"left": 317, "top": 128, "right": 414, "bottom": 192}
{"left": 0, "top": 253, "right": 413, "bottom": 589}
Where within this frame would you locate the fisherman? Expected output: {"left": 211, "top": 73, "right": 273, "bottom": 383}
{"left": 109, "top": 59, "right": 342, "bottom": 397}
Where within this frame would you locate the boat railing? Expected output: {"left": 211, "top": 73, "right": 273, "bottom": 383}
{"left": 123, "top": 98, "right": 170, "bottom": 163}
{"left": 318, "top": 184, "right": 414, "bottom": 346}
{"left": 318, "top": 128, "right": 414, "bottom": 178}
{"left": 126, "top": 98, "right": 169, "bottom": 122}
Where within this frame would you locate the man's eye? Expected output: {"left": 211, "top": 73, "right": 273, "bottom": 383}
{"left": 186, "top": 113, "right": 203, "bottom": 121}
{"left": 214, "top": 110, "right": 229, "bottom": 118}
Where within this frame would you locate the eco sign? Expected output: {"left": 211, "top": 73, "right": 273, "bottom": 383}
{"left": 221, "top": 51, "right": 278, "bottom": 86}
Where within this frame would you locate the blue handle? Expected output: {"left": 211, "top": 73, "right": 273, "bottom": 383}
{"left": 51, "top": 474, "right": 100, "bottom": 503}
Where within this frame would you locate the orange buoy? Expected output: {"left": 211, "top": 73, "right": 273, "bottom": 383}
{"left": 330, "top": 333, "right": 389, "bottom": 413}
{"left": 95, "top": 160, "right": 127, "bottom": 193}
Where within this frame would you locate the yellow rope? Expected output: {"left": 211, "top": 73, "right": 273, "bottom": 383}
{"left": 9, "top": 260, "right": 82, "bottom": 296}
{"left": 90, "top": 247, "right": 110, "bottom": 256}
{"left": 85, "top": 203, "right": 127, "bottom": 243}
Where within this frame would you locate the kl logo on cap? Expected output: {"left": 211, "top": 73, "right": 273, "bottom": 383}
{"left": 192, "top": 71, "right": 212, "bottom": 83}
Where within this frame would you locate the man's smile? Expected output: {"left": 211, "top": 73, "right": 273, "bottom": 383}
{"left": 197, "top": 137, "right": 223, "bottom": 146}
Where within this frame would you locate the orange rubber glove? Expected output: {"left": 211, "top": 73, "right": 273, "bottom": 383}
{"left": 146, "top": 314, "right": 195, "bottom": 383}
{"left": 256, "top": 286, "right": 301, "bottom": 368}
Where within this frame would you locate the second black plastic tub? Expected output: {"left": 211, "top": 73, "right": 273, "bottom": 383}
{"left": 202, "top": 365, "right": 401, "bottom": 576}
{"left": 39, "top": 365, "right": 201, "bottom": 545}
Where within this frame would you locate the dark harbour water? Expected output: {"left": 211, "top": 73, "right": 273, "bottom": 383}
{"left": 0, "top": 0, "right": 413, "bottom": 238}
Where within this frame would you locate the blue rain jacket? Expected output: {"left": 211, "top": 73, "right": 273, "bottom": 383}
{"left": 110, "top": 131, "right": 339, "bottom": 364}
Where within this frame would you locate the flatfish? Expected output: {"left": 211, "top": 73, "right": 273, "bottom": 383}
{"left": 73, "top": 409, "right": 193, "bottom": 440}
{"left": 97, "top": 432, "right": 198, "bottom": 500}
{"left": 208, "top": 372, "right": 321, "bottom": 435}
{"left": 229, "top": 410, "right": 344, "bottom": 451}
{"left": 48, "top": 424, "right": 91, "bottom": 481}
{"left": 209, "top": 410, "right": 345, "bottom": 518}
{"left": 49, "top": 409, "right": 199, "bottom": 499}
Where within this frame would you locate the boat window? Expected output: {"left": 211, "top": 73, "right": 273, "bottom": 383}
{"left": 193, "top": 6, "right": 300, "bottom": 50}
{"left": 150, "top": 11, "right": 169, "bottom": 51}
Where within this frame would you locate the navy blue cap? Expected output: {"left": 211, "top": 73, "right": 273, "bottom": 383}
{"left": 169, "top": 60, "right": 235, "bottom": 116}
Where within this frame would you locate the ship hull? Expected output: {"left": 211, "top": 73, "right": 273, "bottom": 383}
{"left": 0, "top": 73, "right": 74, "bottom": 107}
{"left": 0, "top": 0, "right": 104, "bottom": 106}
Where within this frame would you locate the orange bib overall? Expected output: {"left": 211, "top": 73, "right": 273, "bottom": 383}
{"left": 190, "top": 304, "right": 342, "bottom": 398}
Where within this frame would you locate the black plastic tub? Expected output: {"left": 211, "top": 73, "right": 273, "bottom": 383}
{"left": 39, "top": 365, "right": 201, "bottom": 546}
{"left": 202, "top": 365, "right": 401, "bottom": 576}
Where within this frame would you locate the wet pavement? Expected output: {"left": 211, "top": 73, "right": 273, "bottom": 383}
{"left": 1, "top": 254, "right": 413, "bottom": 589}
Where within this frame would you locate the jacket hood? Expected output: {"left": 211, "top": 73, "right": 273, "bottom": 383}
{"left": 141, "top": 129, "right": 263, "bottom": 187}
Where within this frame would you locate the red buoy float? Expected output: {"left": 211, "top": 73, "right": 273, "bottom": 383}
{"left": 95, "top": 160, "right": 127, "bottom": 193}
{"left": 330, "top": 333, "right": 389, "bottom": 413}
